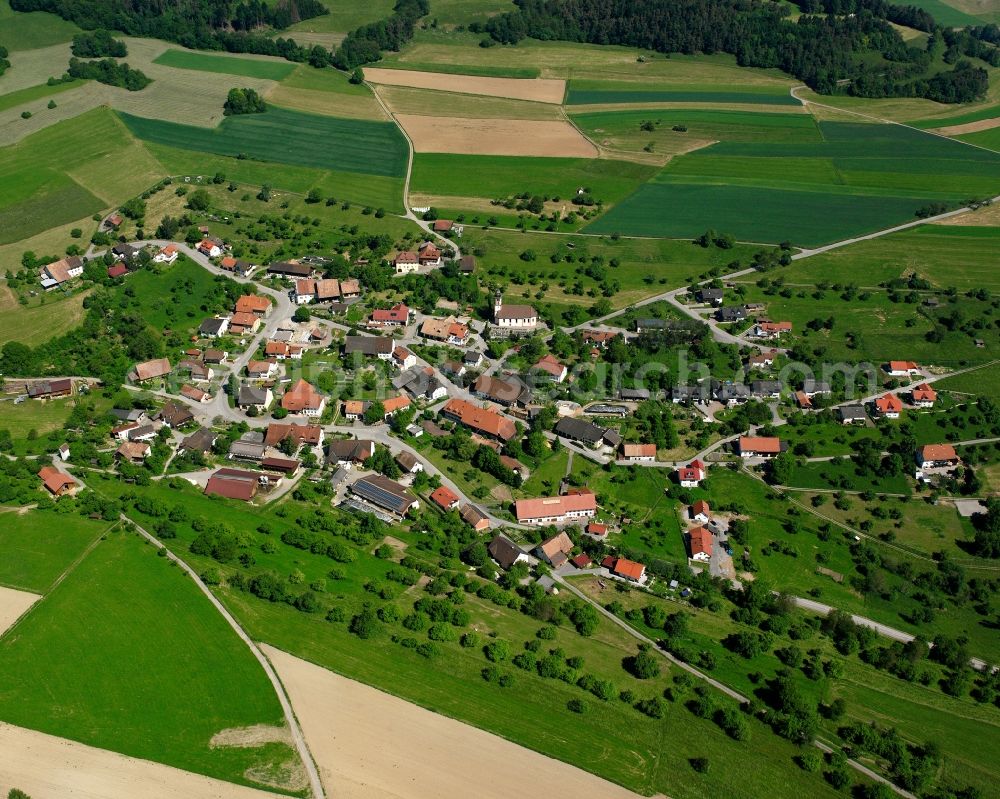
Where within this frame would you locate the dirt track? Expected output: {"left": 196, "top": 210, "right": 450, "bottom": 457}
{"left": 364, "top": 68, "right": 566, "bottom": 104}
{"left": 0, "top": 722, "right": 281, "bottom": 799}
{"left": 263, "top": 644, "right": 647, "bottom": 799}
{"left": 0, "top": 585, "right": 39, "bottom": 636}
{"left": 395, "top": 114, "right": 598, "bottom": 157}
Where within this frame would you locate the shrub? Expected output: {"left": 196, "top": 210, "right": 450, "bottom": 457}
{"left": 568, "top": 698, "right": 587, "bottom": 713}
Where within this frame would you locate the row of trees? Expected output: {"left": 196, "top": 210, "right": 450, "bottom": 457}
{"left": 66, "top": 57, "right": 151, "bottom": 90}
{"left": 71, "top": 28, "right": 126, "bottom": 57}
{"left": 475, "top": 0, "right": 990, "bottom": 102}
{"left": 333, "top": 0, "right": 429, "bottom": 69}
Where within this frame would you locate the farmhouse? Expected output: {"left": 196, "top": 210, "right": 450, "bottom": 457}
{"left": 753, "top": 321, "right": 793, "bottom": 339}
{"left": 27, "top": 378, "right": 72, "bottom": 400}
{"left": 690, "top": 500, "right": 711, "bottom": 524}
{"left": 393, "top": 251, "right": 419, "bottom": 274}
{"left": 180, "top": 384, "right": 210, "bottom": 403}
{"left": 516, "top": 493, "right": 597, "bottom": 526}
{"left": 621, "top": 443, "right": 656, "bottom": 462}
{"left": 688, "top": 526, "right": 713, "bottom": 561}
{"left": 38, "top": 466, "right": 77, "bottom": 496}
{"left": 131, "top": 358, "right": 171, "bottom": 383}
{"left": 158, "top": 401, "right": 194, "bottom": 428}
{"left": 887, "top": 361, "right": 921, "bottom": 377}
{"left": 492, "top": 290, "right": 538, "bottom": 333}
{"left": 246, "top": 360, "right": 277, "bottom": 379}
{"left": 418, "top": 241, "right": 442, "bottom": 267}
{"left": 181, "top": 428, "right": 217, "bottom": 454}
{"left": 488, "top": 534, "right": 527, "bottom": 568}
{"left": 738, "top": 436, "right": 783, "bottom": 458}
{"left": 420, "top": 316, "right": 469, "bottom": 345}
{"left": 344, "top": 335, "right": 393, "bottom": 360}
{"left": 473, "top": 374, "right": 531, "bottom": 407}
{"left": 536, "top": 531, "right": 575, "bottom": 567}
{"left": 39, "top": 255, "right": 84, "bottom": 288}
{"left": 229, "top": 437, "right": 266, "bottom": 462}
{"left": 698, "top": 288, "right": 724, "bottom": 305}
{"left": 874, "top": 393, "right": 903, "bottom": 419}
{"left": 370, "top": 303, "right": 410, "bottom": 327}
{"left": 294, "top": 279, "right": 316, "bottom": 304}
{"left": 350, "top": 474, "right": 419, "bottom": 517}
{"left": 267, "top": 261, "right": 313, "bottom": 278}
{"left": 116, "top": 440, "right": 151, "bottom": 464}
{"left": 440, "top": 398, "right": 516, "bottom": 442}
{"left": 219, "top": 256, "right": 254, "bottom": 276}
{"left": 430, "top": 486, "right": 461, "bottom": 511}
{"left": 282, "top": 379, "right": 325, "bottom": 416}
{"left": 264, "top": 422, "right": 323, "bottom": 449}
{"left": 677, "top": 459, "right": 706, "bottom": 488}
{"left": 235, "top": 295, "right": 271, "bottom": 317}
{"left": 916, "top": 444, "right": 960, "bottom": 469}
{"left": 396, "top": 366, "right": 448, "bottom": 401}
{"left": 262, "top": 456, "right": 300, "bottom": 475}
{"left": 911, "top": 383, "right": 938, "bottom": 407}
{"left": 198, "top": 317, "right": 230, "bottom": 338}
{"left": 392, "top": 347, "right": 417, "bottom": 371}
{"left": 395, "top": 450, "right": 423, "bottom": 474}
{"left": 532, "top": 354, "right": 567, "bottom": 382}
{"left": 326, "top": 438, "right": 375, "bottom": 467}
{"left": 229, "top": 312, "right": 261, "bottom": 334}
{"left": 205, "top": 468, "right": 262, "bottom": 502}
{"left": 554, "top": 417, "right": 605, "bottom": 447}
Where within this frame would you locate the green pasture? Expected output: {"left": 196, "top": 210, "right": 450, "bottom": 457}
{"left": 286, "top": 0, "right": 395, "bottom": 34}
{"left": 894, "top": 0, "right": 984, "bottom": 26}
{"left": 0, "top": 0, "right": 80, "bottom": 50}
{"left": 911, "top": 103, "right": 1000, "bottom": 129}
{"left": 0, "top": 170, "right": 103, "bottom": 245}
{"left": 374, "top": 60, "right": 541, "bottom": 79}
{"left": 586, "top": 120, "right": 1000, "bottom": 245}
{"left": 278, "top": 63, "right": 374, "bottom": 95}
{"left": 153, "top": 49, "right": 296, "bottom": 80}
{"left": 0, "top": 79, "right": 86, "bottom": 113}
{"left": 411, "top": 153, "right": 656, "bottom": 205}
{"left": 959, "top": 125, "right": 1000, "bottom": 150}
{"left": 119, "top": 106, "right": 408, "bottom": 179}
{"left": 0, "top": 511, "right": 109, "bottom": 593}
{"left": 935, "top": 361, "right": 1000, "bottom": 398}
{"left": 0, "top": 531, "right": 294, "bottom": 789}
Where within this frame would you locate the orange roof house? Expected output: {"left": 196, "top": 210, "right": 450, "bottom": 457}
{"left": 440, "top": 398, "right": 516, "bottom": 442}
{"left": 688, "top": 526, "right": 713, "bottom": 561}
{"left": 916, "top": 444, "right": 960, "bottom": 467}
{"left": 430, "top": 486, "right": 460, "bottom": 511}
{"left": 516, "top": 494, "right": 597, "bottom": 526}
{"left": 911, "top": 383, "right": 937, "bottom": 406}
{"left": 613, "top": 557, "right": 646, "bottom": 582}
{"left": 132, "top": 358, "right": 171, "bottom": 383}
{"left": 888, "top": 361, "right": 920, "bottom": 375}
{"left": 737, "top": 437, "right": 782, "bottom": 457}
{"left": 38, "top": 466, "right": 77, "bottom": 496}
{"left": 690, "top": 500, "right": 711, "bottom": 521}
{"left": 874, "top": 393, "right": 903, "bottom": 417}
{"left": 281, "top": 379, "right": 325, "bottom": 416}
{"left": 235, "top": 295, "right": 270, "bottom": 316}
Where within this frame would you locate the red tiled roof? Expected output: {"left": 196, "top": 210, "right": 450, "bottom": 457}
{"left": 889, "top": 360, "right": 919, "bottom": 372}
{"left": 622, "top": 443, "right": 656, "bottom": 458}
{"left": 689, "top": 526, "right": 713, "bottom": 557}
{"left": 382, "top": 395, "right": 411, "bottom": 414}
{"left": 875, "top": 393, "right": 903, "bottom": 413}
{"left": 441, "top": 398, "right": 516, "bottom": 441}
{"left": 235, "top": 295, "right": 270, "bottom": 315}
{"left": 107, "top": 263, "right": 128, "bottom": 278}
{"left": 430, "top": 486, "right": 460, "bottom": 509}
{"left": 586, "top": 522, "right": 608, "bottom": 536}
{"left": 282, "top": 379, "right": 323, "bottom": 412}
{"left": 516, "top": 494, "right": 596, "bottom": 522}
{"left": 911, "top": 383, "right": 937, "bottom": 402}
{"left": 571, "top": 553, "right": 592, "bottom": 568}
{"left": 38, "top": 466, "right": 75, "bottom": 495}
{"left": 738, "top": 436, "right": 782, "bottom": 454}
{"left": 614, "top": 558, "right": 645, "bottom": 580}
{"left": 691, "top": 500, "right": 710, "bottom": 517}
{"left": 918, "top": 444, "right": 959, "bottom": 463}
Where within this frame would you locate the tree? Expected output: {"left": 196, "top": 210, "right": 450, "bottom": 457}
{"left": 223, "top": 87, "right": 266, "bottom": 115}
{"left": 349, "top": 606, "right": 383, "bottom": 639}
{"left": 484, "top": 639, "right": 511, "bottom": 662}
{"left": 625, "top": 646, "right": 661, "bottom": 679}
{"left": 349, "top": 67, "right": 364, "bottom": 84}
{"left": 187, "top": 189, "right": 210, "bottom": 212}
{"left": 363, "top": 400, "right": 385, "bottom": 425}
{"left": 293, "top": 305, "right": 311, "bottom": 323}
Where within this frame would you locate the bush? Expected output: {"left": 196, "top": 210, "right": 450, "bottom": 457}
{"left": 460, "top": 631, "right": 479, "bottom": 648}
{"left": 567, "top": 698, "right": 587, "bottom": 713}
{"left": 224, "top": 87, "right": 266, "bottom": 115}
{"left": 349, "top": 606, "right": 383, "bottom": 639}
{"left": 690, "top": 757, "right": 710, "bottom": 773}
{"left": 484, "top": 639, "right": 511, "bottom": 662}
{"left": 625, "top": 647, "right": 661, "bottom": 679}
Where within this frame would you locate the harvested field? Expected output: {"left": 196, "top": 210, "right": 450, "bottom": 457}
{"left": 396, "top": 114, "right": 597, "bottom": 157}
{"left": 365, "top": 67, "right": 566, "bottom": 104}
{"left": 931, "top": 116, "right": 1000, "bottom": 136}
{"left": 935, "top": 202, "right": 1000, "bottom": 225}
{"left": 264, "top": 86, "right": 387, "bottom": 120}
{"left": 0, "top": 721, "right": 282, "bottom": 799}
{"left": 377, "top": 84, "right": 562, "bottom": 120}
{"left": 263, "top": 644, "right": 645, "bottom": 799}
{"left": 0, "top": 586, "right": 39, "bottom": 636}
{"left": 0, "top": 42, "right": 72, "bottom": 94}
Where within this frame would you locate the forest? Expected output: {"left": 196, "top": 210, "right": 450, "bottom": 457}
{"left": 475, "top": 0, "right": 994, "bottom": 102}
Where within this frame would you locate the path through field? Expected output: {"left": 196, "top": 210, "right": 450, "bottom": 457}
{"left": 262, "top": 644, "right": 651, "bottom": 799}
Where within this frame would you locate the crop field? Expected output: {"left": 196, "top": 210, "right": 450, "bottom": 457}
{"left": 912, "top": 103, "right": 1000, "bottom": 130}
{"left": 565, "top": 80, "right": 799, "bottom": 107}
{"left": 120, "top": 106, "right": 407, "bottom": 178}
{"left": 586, "top": 120, "right": 1000, "bottom": 245}
{"left": 152, "top": 49, "right": 296, "bottom": 80}
{"left": 769, "top": 224, "right": 1000, "bottom": 292}
{"left": 0, "top": 0, "right": 79, "bottom": 51}
{"left": 0, "top": 531, "right": 297, "bottom": 790}
{"left": 365, "top": 68, "right": 566, "bottom": 104}
{"left": 0, "top": 170, "right": 103, "bottom": 245}
{"left": 411, "top": 153, "right": 656, "bottom": 206}
{"left": 266, "top": 64, "right": 387, "bottom": 120}
{"left": 959, "top": 124, "right": 1000, "bottom": 150}
{"left": 377, "top": 85, "right": 562, "bottom": 120}
{"left": 0, "top": 511, "right": 110, "bottom": 593}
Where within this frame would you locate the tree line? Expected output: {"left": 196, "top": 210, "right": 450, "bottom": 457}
{"left": 67, "top": 56, "right": 151, "bottom": 90}
{"left": 473, "top": 0, "right": 993, "bottom": 102}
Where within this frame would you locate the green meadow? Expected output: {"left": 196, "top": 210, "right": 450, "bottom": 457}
{"left": 0, "top": 79, "right": 86, "bottom": 113}
{"left": 375, "top": 60, "right": 541, "bottom": 79}
{"left": 0, "top": 0, "right": 79, "bottom": 50}
{"left": 153, "top": 49, "right": 296, "bottom": 80}
{"left": 586, "top": 120, "right": 1000, "bottom": 245}
{"left": 410, "top": 153, "right": 657, "bottom": 205}
{"left": 0, "top": 511, "right": 110, "bottom": 593}
{"left": 894, "top": 0, "right": 984, "bottom": 26}
{"left": 0, "top": 531, "right": 297, "bottom": 790}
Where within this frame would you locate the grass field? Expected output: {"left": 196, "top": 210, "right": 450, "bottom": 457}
{"left": 959, "top": 124, "right": 1000, "bottom": 150}
{"left": 764, "top": 224, "right": 1000, "bottom": 292}
{"left": 0, "top": 511, "right": 110, "bottom": 593}
{"left": 566, "top": 82, "right": 800, "bottom": 107}
{"left": 374, "top": 60, "right": 542, "bottom": 79}
{"left": 119, "top": 106, "right": 407, "bottom": 179}
{"left": 0, "top": 79, "right": 86, "bottom": 113}
{"left": 0, "top": 0, "right": 79, "bottom": 50}
{"left": 0, "top": 108, "right": 166, "bottom": 244}
{"left": 153, "top": 49, "right": 296, "bottom": 81}
{"left": 935, "top": 360, "right": 1000, "bottom": 398}
{"left": 0, "top": 531, "right": 298, "bottom": 790}
{"left": 0, "top": 286, "right": 89, "bottom": 346}
{"left": 87, "top": 474, "right": 853, "bottom": 799}
{"left": 266, "top": 65, "right": 387, "bottom": 120}
{"left": 0, "top": 393, "right": 77, "bottom": 439}
{"left": 912, "top": 103, "right": 1000, "bottom": 129}
{"left": 285, "top": 0, "right": 394, "bottom": 35}
{"left": 586, "top": 119, "right": 1000, "bottom": 245}
{"left": 377, "top": 85, "right": 563, "bottom": 120}
{"left": 897, "top": 0, "right": 984, "bottom": 25}
{"left": 411, "top": 154, "right": 657, "bottom": 206}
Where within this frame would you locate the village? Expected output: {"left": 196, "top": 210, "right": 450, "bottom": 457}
{"left": 23, "top": 227, "right": 989, "bottom": 601}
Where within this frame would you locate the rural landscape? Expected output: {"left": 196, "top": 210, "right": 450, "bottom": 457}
{"left": 0, "top": 0, "right": 999, "bottom": 797}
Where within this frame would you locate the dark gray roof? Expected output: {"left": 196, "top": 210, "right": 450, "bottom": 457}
{"left": 699, "top": 288, "right": 724, "bottom": 300}
{"left": 267, "top": 261, "right": 312, "bottom": 277}
{"left": 555, "top": 417, "right": 605, "bottom": 445}
{"left": 181, "top": 428, "right": 216, "bottom": 453}
{"left": 602, "top": 428, "right": 622, "bottom": 448}
{"left": 488, "top": 535, "right": 524, "bottom": 569}
{"left": 716, "top": 306, "right": 747, "bottom": 322}
{"left": 327, "top": 438, "right": 374, "bottom": 463}
{"left": 344, "top": 335, "right": 393, "bottom": 356}
{"left": 229, "top": 440, "right": 266, "bottom": 460}
{"left": 714, "top": 382, "right": 751, "bottom": 402}
{"left": 838, "top": 405, "right": 867, "bottom": 420}
{"left": 350, "top": 474, "right": 416, "bottom": 515}
{"left": 803, "top": 379, "right": 831, "bottom": 394}
{"left": 671, "top": 385, "right": 704, "bottom": 402}
{"left": 238, "top": 385, "right": 269, "bottom": 406}
{"left": 619, "top": 388, "right": 650, "bottom": 400}
{"left": 751, "top": 380, "right": 783, "bottom": 396}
